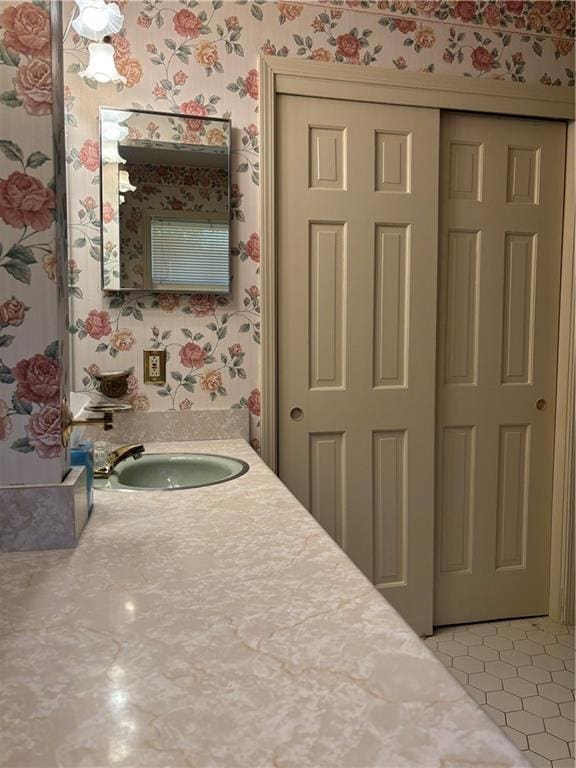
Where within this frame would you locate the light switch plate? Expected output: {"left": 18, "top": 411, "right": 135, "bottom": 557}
{"left": 143, "top": 349, "right": 167, "bottom": 385}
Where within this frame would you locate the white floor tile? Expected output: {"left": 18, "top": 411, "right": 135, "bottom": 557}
{"left": 534, "top": 654, "right": 568, "bottom": 672}
{"left": 523, "top": 750, "right": 552, "bottom": 767}
{"left": 525, "top": 697, "right": 561, "bottom": 719}
{"left": 560, "top": 702, "right": 575, "bottom": 722}
{"left": 503, "top": 724, "right": 529, "bottom": 750}
{"left": 544, "top": 716, "right": 576, "bottom": 742}
{"left": 483, "top": 703, "right": 506, "bottom": 726}
{"left": 432, "top": 618, "right": 575, "bottom": 768}
{"left": 507, "top": 710, "right": 545, "bottom": 735}
{"left": 528, "top": 732, "right": 570, "bottom": 761}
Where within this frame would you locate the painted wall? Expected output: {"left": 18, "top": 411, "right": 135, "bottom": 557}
{"left": 63, "top": 0, "right": 574, "bottom": 448}
{"left": 0, "top": 0, "right": 69, "bottom": 485}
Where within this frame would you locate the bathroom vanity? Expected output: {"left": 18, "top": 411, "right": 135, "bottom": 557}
{"left": 0, "top": 440, "right": 529, "bottom": 767}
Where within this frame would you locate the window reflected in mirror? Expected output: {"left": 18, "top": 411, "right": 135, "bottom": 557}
{"left": 99, "top": 107, "right": 231, "bottom": 293}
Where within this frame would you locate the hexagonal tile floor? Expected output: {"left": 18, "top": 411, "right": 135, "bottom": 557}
{"left": 428, "top": 617, "right": 575, "bottom": 768}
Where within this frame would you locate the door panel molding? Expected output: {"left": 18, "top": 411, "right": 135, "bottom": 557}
{"left": 373, "top": 430, "right": 407, "bottom": 588}
{"left": 438, "top": 426, "right": 475, "bottom": 575}
{"left": 495, "top": 424, "right": 530, "bottom": 571}
{"left": 260, "top": 55, "right": 574, "bottom": 625}
{"left": 550, "top": 122, "right": 575, "bottom": 626}
{"left": 501, "top": 233, "right": 536, "bottom": 385}
{"left": 309, "top": 223, "right": 346, "bottom": 390}
{"left": 310, "top": 432, "right": 346, "bottom": 547}
{"left": 373, "top": 224, "right": 409, "bottom": 389}
{"left": 444, "top": 230, "right": 480, "bottom": 385}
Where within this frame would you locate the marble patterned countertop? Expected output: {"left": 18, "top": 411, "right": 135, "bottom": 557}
{"left": 0, "top": 440, "right": 529, "bottom": 768}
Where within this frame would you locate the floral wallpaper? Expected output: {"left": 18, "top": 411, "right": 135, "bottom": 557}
{"left": 63, "top": 0, "right": 574, "bottom": 449}
{"left": 0, "top": 0, "right": 69, "bottom": 485}
{"left": 114, "top": 111, "right": 231, "bottom": 146}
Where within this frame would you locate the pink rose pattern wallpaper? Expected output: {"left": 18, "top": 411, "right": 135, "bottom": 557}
{"left": 62, "top": 0, "right": 574, "bottom": 449}
{"left": 0, "top": 2, "right": 570, "bottom": 479}
{"left": 63, "top": 0, "right": 574, "bottom": 450}
{"left": 26, "top": 0, "right": 566, "bottom": 453}
{"left": 0, "top": 0, "right": 69, "bottom": 484}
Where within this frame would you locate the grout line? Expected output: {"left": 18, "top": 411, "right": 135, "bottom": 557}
{"left": 432, "top": 617, "right": 575, "bottom": 767}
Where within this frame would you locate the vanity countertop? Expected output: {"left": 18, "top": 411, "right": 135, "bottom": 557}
{"left": 0, "top": 439, "right": 528, "bottom": 768}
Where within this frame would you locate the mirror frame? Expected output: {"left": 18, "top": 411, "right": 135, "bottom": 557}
{"left": 98, "top": 106, "right": 232, "bottom": 294}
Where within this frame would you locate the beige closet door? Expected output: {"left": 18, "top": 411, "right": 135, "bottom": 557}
{"left": 435, "top": 113, "right": 565, "bottom": 625}
{"left": 278, "top": 95, "right": 439, "bottom": 635}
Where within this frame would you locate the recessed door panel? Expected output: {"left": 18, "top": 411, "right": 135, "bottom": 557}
{"left": 444, "top": 231, "right": 480, "bottom": 385}
{"left": 449, "top": 142, "right": 483, "bottom": 201}
{"left": 373, "top": 225, "right": 408, "bottom": 389}
{"left": 309, "top": 223, "right": 346, "bottom": 390}
{"left": 310, "top": 433, "right": 346, "bottom": 547}
{"left": 373, "top": 430, "right": 407, "bottom": 587}
{"left": 501, "top": 233, "right": 536, "bottom": 385}
{"left": 507, "top": 147, "right": 540, "bottom": 204}
{"left": 439, "top": 427, "right": 475, "bottom": 575}
{"left": 309, "top": 126, "right": 345, "bottom": 189}
{"left": 375, "top": 131, "right": 411, "bottom": 193}
{"left": 496, "top": 425, "right": 529, "bottom": 570}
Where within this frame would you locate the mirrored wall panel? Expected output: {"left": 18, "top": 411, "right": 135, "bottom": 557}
{"left": 99, "top": 107, "right": 231, "bottom": 293}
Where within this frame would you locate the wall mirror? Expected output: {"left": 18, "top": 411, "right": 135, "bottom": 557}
{"left": 99, "top": 107, "right": 231, "bottom": 293}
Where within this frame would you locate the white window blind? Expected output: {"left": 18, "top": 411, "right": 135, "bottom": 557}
{"left": 150, "top": 216, "right": 229, "bottom": 291}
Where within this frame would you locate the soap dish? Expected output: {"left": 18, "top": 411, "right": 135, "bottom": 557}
{"left": 93, "top": 370, "right": 130, "bottom": 399}
{"left": 85, "top": 403, "right": 132, "bottom": 413}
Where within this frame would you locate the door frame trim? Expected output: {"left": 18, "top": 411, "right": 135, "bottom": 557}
{"left": 550, "top": 122, "right": 575, "bottom": 626}
{"left": 260, "top": 55, "right": 575, "bottom": 620}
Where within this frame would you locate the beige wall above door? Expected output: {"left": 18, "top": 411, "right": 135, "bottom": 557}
{"left": 277, "top": 94, "right": 440, "bottom": 636}
{"left": 435, "top": 113, "right": 566, "bottom": 625}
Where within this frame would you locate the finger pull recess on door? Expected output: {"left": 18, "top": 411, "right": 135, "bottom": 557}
{"left": 536, "top": 399, "right": 547, "bottom": 411}
{"left": 290, "top": 407, "right": 304, "bottom": 421}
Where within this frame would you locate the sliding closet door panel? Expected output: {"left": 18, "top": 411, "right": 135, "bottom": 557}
{"left": 435, "top": 113, "right": 565, "bottom": 625}
{"left": 278, "top": 95, "right": 440, "bottom": 635}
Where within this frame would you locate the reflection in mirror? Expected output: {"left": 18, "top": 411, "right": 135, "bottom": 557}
{"left": 99, "top": 107, "right": 231, "bottom": 293}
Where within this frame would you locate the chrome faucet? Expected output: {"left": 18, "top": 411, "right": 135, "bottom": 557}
{"left": 94, "top": 444, "right": 145, "bottom": 478}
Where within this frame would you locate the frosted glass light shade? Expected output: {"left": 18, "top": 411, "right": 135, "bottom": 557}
{"left": 104, "top": 110, "right": 133, "bottom": 124}
{"left": 79, "top": 42, "right": 126, "bottom": 84}
{"left": 102, "top": 141, "right": 126, "bottom": 165}
{"left": 102, "top": 121, "right": 129, "bottom": 142}
{"left": 72, "top": 0, "right": 124, "bottom": 40}
{"left": 118, "top": 170, "right": 136, "bottom": 193}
